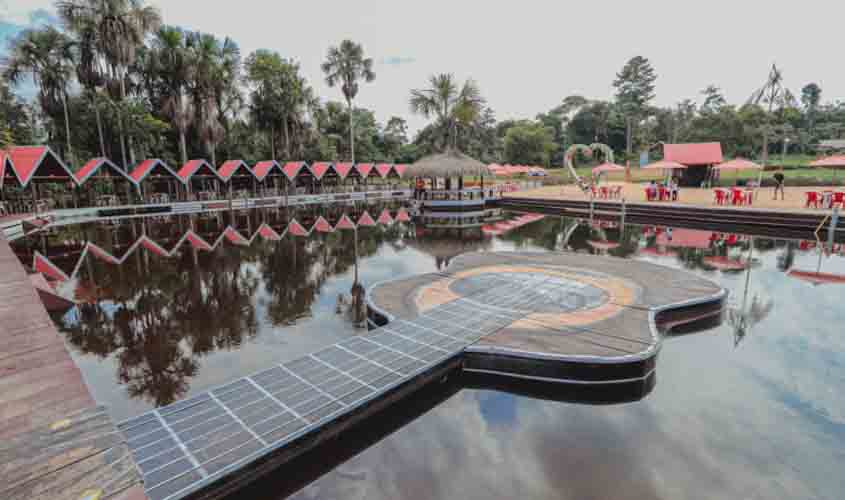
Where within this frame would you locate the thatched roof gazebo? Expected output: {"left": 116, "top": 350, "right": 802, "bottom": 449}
{"left": 405, "top": 150, "right": 490, "bottom": 179}
{"left": 406, "top": 150, "right": 492, "bottom": 202}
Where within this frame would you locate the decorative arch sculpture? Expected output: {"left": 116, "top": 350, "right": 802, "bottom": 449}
{"left": 563, "top": 143, "right": 614, "bottom": 192}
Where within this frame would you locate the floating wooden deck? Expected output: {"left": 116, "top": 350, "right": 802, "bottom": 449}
{"left": 0, "top": 234, "right": 145, "bottom": 500}
{"left": 114, "top": 251, "right": 723, "bottom": 500}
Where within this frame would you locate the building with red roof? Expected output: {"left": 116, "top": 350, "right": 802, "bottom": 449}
{"left": 4, "top": 146, "right": 75, "bottom": 187}
{"left": 663, "top": 143, "right": 724, "bottom": 186}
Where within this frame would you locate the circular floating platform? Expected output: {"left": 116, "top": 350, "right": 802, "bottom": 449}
{"left": 369, "top": 251, "right": 726, "bottom": 384}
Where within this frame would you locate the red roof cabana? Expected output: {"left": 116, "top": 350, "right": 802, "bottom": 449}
{"left": 357, "top": 211, "right": 376, "bottom": 226}
{"left": 74, "top": 157, "right": 139, "bottom": 206}
{"left": 642, "top": 159, "right": 688, "bottom": 170}
{"left": 355, "top": 163, "right": 374, "bottom": 178}
{"left": 334, "top": 162, "right": 354, "bottom": 179}
{"left": 309, "top": 162, "right": 333, "bottom": 181}
{"left": 177, "top": 159, "right": 224, "bottom": 200}
{"left": 217, "top": 160, "right": 256, "bottom": 197}
{"left": 6, "top": 146, "right": 75, "bottom": 187}
{"left": 76, "top": 157, "right": 136, "bottom": 186}
{"left": 253, "top": 160, "right": 287, "bottom": 196}
{"left": 787, "top": 269, "right": 845, "bottom": 286}
{"left": 664, "top": 143, "right": 723, "bottom": 165}
{"left": 335, "top": 214, "right": 356, "bottom": 230}
{"left": 375, "top": 163, "right": 393, "bottom": 178}
{"left": 314, "top": 216, "right": 334, "bottom": 233}
{"left": 130, "top": 159, "right": 183, "bottom": 201}
{"left": 283, "top": 162, "right": 306, "bottom": 182}
{"left": 394, "top": 164, "right": 408, "bottom": 178}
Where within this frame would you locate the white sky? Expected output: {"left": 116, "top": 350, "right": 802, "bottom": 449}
{"left": 2, "top": 0, "right": 843, "bottom": 133}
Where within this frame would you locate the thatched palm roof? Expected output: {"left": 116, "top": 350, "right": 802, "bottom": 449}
{"left": 405, "top": 150, "right": 490, "bottom": 178}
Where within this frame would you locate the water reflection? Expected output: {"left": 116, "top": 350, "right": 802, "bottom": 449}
{"left": 12, "top": 205, "right": 414, "bottom": 411}
{"left": 11, "top": 209, "right": 845, "bottom": 499}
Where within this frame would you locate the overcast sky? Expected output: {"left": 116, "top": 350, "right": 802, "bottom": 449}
{"left": 2, "top": 0, "right": 843, "bottom": 133}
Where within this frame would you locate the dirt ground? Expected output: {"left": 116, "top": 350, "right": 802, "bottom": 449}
{"left": 508, "top": 183, "right": 843, "bottom": 213}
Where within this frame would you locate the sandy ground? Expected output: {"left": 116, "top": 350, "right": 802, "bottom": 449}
{"left": 507, "top": 183, "right": 843, "bottom": 212}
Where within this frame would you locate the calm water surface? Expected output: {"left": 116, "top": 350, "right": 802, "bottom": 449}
{"left": 12, "top": 206, "right": 845, "bottom": 499}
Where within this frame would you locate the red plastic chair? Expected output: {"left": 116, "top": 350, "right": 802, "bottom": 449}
{"left": 645, "top": 188, "right": 654, "bottom": 201}
{"left": 731, "top": 189, "right": 745, "bottom": 206}
{"left": 805, "top": 191, "right": 820, "bottom": 208}
{"left": 590, "top": 186, "right": 598, "bottom": 198}
{"left": 714, "top": 190, "right": 726, "bottom": 205}
{"left": 832, "top": 192, "right": 845, "bottom": 208}
{"left": 600, "top": 186, "right": 609, "bottom": 199}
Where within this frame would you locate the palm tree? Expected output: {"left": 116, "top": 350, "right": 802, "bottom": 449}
{"left": 67, "top": 21, "right": 108, "bottom": 157}
{"left": 409, "top": 73, "right": 485, "bottom": 151}
{"left": 58, "top": 0, "right": 161, "bottom": 168}
{"left": 747, "top": 64, "right": 797, "bottom": 166}
{"left": 321, "top": 40, "right": 375, "bottom": 162}
{"left": 3, "top": 27, "right": 76, "bottom": 163}
{"left": 143, "top": 26, "right": 192, "bottom": 164}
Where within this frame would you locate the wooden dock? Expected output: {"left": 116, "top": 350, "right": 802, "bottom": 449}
{"left": 0, "top": 234, "right": 145, "bottom": 500}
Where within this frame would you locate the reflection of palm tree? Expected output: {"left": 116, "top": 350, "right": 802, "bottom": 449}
{"left": 727, "top": 238, "right": 774, "bottom": 347}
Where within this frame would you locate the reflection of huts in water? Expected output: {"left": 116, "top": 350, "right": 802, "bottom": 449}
{"left": 408, "top": 232, "right": 492, "bottom": 270}
{"left": 406, "top": 150, "right": 500, "bottom": 229}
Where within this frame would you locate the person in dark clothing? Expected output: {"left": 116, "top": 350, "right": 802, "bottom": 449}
{"left": 773, "top": 171, "right": 785, "bottom": 200}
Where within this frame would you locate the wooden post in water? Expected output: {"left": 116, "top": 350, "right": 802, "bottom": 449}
{"left": 828, "top": 207, "right": 839, "bottom": 251}
{"left": 620, "top": 198, "right": 626, "bottom": 229}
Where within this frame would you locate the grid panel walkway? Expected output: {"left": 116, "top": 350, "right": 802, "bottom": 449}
{"left": 119, "top": 274, "right": 562, "bottom": 500}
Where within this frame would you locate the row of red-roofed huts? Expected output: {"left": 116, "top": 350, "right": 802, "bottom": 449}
{"left": 0, "top": 146, "right": 408, "bottom": 190}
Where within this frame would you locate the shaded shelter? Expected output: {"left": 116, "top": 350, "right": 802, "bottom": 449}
{"left": 406, "top": 150, "right": 491, "bottom": 197}
{"left": 282, "top": 162, "right": 307, "bottom": 196}
{"left": 4, "top": 146, "right": 77, "bottom": 212}
{"left": 130, "top": 159, "right": 183, "bottom": 203}
{"left": 664, "top": 142, "right": 723, "bottom": 186}
{"left": 253, "top": 160, "right": 286, "bottom": 197}
{"left": 218, "top": 160, "right": 256, "bottom": 199}
{"left": 809, "top": 155, "right": 845, "bottom": 184}
{"left": 177, "top": 160, "right": 225, "bottom": 200}
{"left": 75, "top": 157, "right": 139, "bottom": 206}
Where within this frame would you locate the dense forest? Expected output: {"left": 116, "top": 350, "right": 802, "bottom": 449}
{"left": 2, "top": 0, "right": 844, "bottom": 169}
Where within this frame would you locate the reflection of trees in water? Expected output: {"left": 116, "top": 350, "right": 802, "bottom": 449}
{"left": 48, "top": 206, "right": 415, "bottom": 406}
{"left": 61, "top": 233, "right": 262, "bottom": 406}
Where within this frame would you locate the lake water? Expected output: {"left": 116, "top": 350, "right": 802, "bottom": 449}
{"left": 11, "top": 205, "right": 845, "bottom": 499}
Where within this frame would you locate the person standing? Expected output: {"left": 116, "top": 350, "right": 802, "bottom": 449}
{"left": 773, "top": 170, "right": 785, "bottom": 200}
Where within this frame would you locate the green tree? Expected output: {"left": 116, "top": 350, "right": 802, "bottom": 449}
{"left": 142, "top": 26, "right": 192, "bottom": 164}
{"left": 321, "top": 40, "right": 375, "bottom": 162}
{"left": 3, "top": 26, "right": 77, "bottom": 163}
{"left": 700, "top": 85, "right": 726, "bottom": 113}
{"left": 409, "top": 73, "right": 485, "bottom": 151}
{"left": 0, "top": 80, "right": 34, "bottom": 145}
{"left": 612, "top": 56, "right": 657, "bottom": 158}
{"left": 503, "top": 121, "right": 557, "bottom": 166}
{"left": 801, "top": 83, "right": 822, "bottom": 134}
{"left": 58, "top": 0, "right": 161, "bottom": 168}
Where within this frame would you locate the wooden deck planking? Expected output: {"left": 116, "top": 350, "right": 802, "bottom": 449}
{"left": 0, "top": 234, "right": 146, "bottom": 499}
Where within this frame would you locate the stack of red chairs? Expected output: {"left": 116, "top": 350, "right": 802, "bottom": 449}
{"left": 805, "top": 191, "right": 820, "bottom": 208}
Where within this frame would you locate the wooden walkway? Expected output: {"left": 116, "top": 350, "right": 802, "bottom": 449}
{"left": 0, "top": 234, "right": 145, "bottom": 500}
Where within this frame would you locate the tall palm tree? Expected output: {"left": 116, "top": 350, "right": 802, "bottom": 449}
{"left": 143, "top": 26, "right": 192, "bottom": 164}
{"left": 409, "top": 73, "right": 485, "bottom": 151}
{"left": 3, "top": 27, "right": 76, "bottom": 163}
{"left": 747, "top": 64, "right": 797, "bottom": 166}
{"left": 321, "top": 40, "right": 375, "bottom": 162}
{"left": 58, "top": 0, "right": 161, "bottom": 168}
